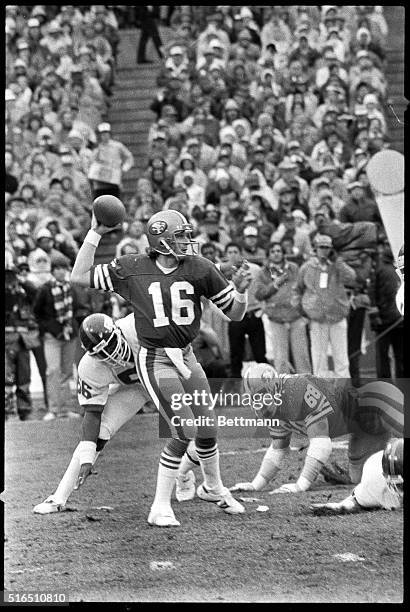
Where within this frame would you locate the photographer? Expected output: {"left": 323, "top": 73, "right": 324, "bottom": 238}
{"left": 255, "top": 243, "right": 311, "bottom": 373}
{"left": 5, "top": 255, "right": 39, "bottom": 420}
{"left": 293, "top": 234, "right": 356, "bottom": 378}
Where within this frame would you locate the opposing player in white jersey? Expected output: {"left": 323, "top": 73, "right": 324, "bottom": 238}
{"left": 33, "top": 313, "right": 152, "bottom": 514}
{"left": 311, "top": 438, "right": 403, "bottom": 514}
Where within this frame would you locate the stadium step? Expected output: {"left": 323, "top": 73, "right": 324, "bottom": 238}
{"left": 107, "top": 26, "right": 176, "bottom": 202}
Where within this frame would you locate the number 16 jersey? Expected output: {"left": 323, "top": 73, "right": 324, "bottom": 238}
{"left": 90, "top": 254, "right": 234, "bottom": 349}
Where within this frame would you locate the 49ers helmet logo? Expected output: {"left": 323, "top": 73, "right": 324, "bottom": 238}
{"left": 149, "top": 220, "right": 167, "bottom": 235}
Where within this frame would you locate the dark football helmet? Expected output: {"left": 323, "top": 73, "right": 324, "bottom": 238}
{"left": 147, "top": 209, "right": 198, "bottom": 258}
{"left": 80, "top": 314, "right": 131, "bottom": 367}
{"left": 382, "top": 438, "right": 404, "bottom": 484}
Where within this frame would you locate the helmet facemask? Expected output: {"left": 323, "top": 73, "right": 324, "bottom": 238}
{"left": 86, "top": 326, "right": 132, "bottom": 367}
{"left": 159, "top": 224, "right": 199, "bottom": 259}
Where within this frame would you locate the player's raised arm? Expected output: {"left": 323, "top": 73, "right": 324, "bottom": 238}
{"left": 71, "top": 212, "right": 121, "bottom": 287}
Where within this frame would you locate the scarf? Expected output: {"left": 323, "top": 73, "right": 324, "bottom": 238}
{"left": 50, "top": 277, "right": 73, "bottom": 330}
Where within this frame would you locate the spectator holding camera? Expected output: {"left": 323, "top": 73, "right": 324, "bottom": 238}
{"left": 5, "top": 254, "right": 38, "bottom": 420}
{"left": 294, "top": 234, "right": 356, "bottom": 378}
{"left": 255, "top": 242, "right": 311, "bottom": 373}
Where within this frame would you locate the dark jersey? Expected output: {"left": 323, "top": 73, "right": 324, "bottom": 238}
{"left": 266, "top": 375, "right": 355, "bottom": 442}
{"left": 90, "top": 254, "right": 234, "bottom": 349}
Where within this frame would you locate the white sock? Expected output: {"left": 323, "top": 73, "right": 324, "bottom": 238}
{"left": 53, "top": 444, "right": 99, "bottom": 505}
{"left": 178, "top": 441, "right": 200, "bottom": 476}
{"left": 195, "top": 442, "right": 225, "bottom": 495}
{"left": 151, "top": 445, "right": 184, "bottom": 510}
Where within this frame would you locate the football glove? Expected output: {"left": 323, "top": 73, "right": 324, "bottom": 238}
{"left": 269, "top": 483, "right": 300, "bottom": 494}
{"left": 229, "top": 482, "right": 256, "bottom": 492}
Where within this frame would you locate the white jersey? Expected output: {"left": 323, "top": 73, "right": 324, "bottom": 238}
{"left": 77, "top": 314, "right": 141, "bottom": 409}
{"left": 354, "top": 451, "right": 403, "bottom": 510}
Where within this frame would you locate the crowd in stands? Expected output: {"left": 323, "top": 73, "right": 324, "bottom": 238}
{"left": 5, "top": 6, "right": 403, "bottom": 421}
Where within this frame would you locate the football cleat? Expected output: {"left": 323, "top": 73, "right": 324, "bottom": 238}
{"left": 197, "top": 484, "right": 245, "bottom": 514}
{"left": 175, "top": 470, "right": 196, "bottom": 502}
{"left": 147, "top": 507, "right": 180, "bottom": 527}
{"left": 311, "top": 494, "right": 362, "bottom": 516}
{"left": 33, "top": 497, "right": 65, "bottom": 514}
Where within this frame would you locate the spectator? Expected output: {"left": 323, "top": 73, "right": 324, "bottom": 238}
{"left": 224, "top": 243, "right": 266, "bottom": 378}
{"left": 370, "top": 242, "right": 403, "bottom": 380}
{"left": 241, "top": 226, "right": 266, "bottom": 267}
{"left": 339, "top": 181, "right": 382, "bottom": 224}
{"left": 33, "top": 254, "right": 80, "bottom": 421}
{"left": 5, "top": 257, "right": 38, "bottom": 420}
{"left": 88, "top": 122, "right": 134, "bottom": 198}
{"left": 294, "top": 234, "right": 356, "bottom": 378}
{"left": 136, "top": 6, "right": 164, "bottom": 64}
{"left": 255, "top": 242, "right": 311, "bottom": 373}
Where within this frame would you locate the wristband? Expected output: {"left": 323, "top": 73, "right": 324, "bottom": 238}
{"left": 234, "top": 289, "right": 248, "bottom": 302}
{"left": 78, "top": 440, "right": 97, "bottom": 465}
{"left": 85, "top": 230, "right": 101, "bottom": 248}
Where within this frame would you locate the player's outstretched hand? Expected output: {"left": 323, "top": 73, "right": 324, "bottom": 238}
{"left": 269, "top": 482, "right": 300, "bottom": 494}
{"left": 75, "top": 463, "right": 93, "bottom": 490}
{"left": 231, "top": 261, "right": 252, "bottom": 293}
{"left": 91, "top": 212, "right": 123, "bottom": 236}
{"left": 230, "top": 482, "right": 256, "bottom": 492}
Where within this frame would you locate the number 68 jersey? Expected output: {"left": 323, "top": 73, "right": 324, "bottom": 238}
{"left": 77, "top": 314, "right": 142, "bottom": 410}
{"left": 89, "top": 254, "right": 235, "bottom": 349}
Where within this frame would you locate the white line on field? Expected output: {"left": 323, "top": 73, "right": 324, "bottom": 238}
{"left": 220, "top": 440, "right": 348, "bottom": 456}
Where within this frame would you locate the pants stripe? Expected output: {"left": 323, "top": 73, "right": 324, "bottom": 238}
{"left": 138, "top": 346, "right": 187, "bottom": 441}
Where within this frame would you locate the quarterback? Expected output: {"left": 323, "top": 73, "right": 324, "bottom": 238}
{"left": 229, "top": 363, "right": 403, "bottom": 494}
{"left": 311, "top": 438, "right": 403, "bottom": 514}
{"left": 33, "top": 313, "right": 152, "bottom": 514}
{"left": 70, "top": 209, "right": 251, "bottom": 526}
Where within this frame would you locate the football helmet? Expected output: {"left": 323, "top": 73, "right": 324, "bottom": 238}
{"left": 80, "top": 314, "right": 132, "bottom": 367}
{"left": 147, "top": 209, "right": 198, "bottom": 258}
{"left": 382, "top": 438, "right": 404, "bottom": 484}
{"left": 243, "top": 363, "right": 278, "bottom": 395}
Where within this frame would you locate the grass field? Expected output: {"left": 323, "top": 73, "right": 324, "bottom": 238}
{"left": 4, "top": 407, "right": 403, "bottom": 603}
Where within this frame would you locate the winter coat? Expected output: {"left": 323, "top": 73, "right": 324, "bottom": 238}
{"left": 295, "top": 256, "right": 356, "bottom": 323}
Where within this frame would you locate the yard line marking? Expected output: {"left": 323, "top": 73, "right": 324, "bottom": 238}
{"left": 220, "top": 440, "right": 348, "bottom": 456}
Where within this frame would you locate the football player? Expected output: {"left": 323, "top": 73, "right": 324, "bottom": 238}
{"left": 311, "top": 438, "right": 403, "bottom": 514}
{"left": 70, "top": 209, "right": 251, "bottom": 526}
{"left": 33, "top": 313, "right": 152, "bottom": 514}
{"left": 229, "top": 363, "right": 403, "bottom": 494}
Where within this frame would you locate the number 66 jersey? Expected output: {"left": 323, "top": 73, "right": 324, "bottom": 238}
{"left": 77, "top": 314, "right": 146, "bottom": 411}
{"left": 89, "top": 254, "right": 234, "bottom": 349}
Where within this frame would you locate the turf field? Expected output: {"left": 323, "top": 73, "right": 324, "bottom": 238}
{"left": 4, "top": 408, "right": 403, "bottom": 603}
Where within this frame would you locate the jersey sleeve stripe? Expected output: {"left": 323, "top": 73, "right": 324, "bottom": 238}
{"left": 92, "top": 264, "right": 108, "bottom": 290}
{"left": 214, "top": 290, "right": 234, "bottom": 308}
{"left": 209, "top": 284, "right": 233, "bottom": 303}
{"left": 305, "top": 405, "right": 334, "bottom": 428}
{"left": 218, "top": 295, "right": 235, "bottom": 313}
{"left": 102, "top": 263, "right": 114, "bottom": 291}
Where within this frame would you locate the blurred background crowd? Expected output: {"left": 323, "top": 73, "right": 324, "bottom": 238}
{"left": 5, "top": 5, "right": 403, "bottom": 421}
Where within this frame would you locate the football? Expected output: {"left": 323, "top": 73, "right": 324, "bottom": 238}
{"left": 93, "top": 195, "right": 126, "bottom": 227}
